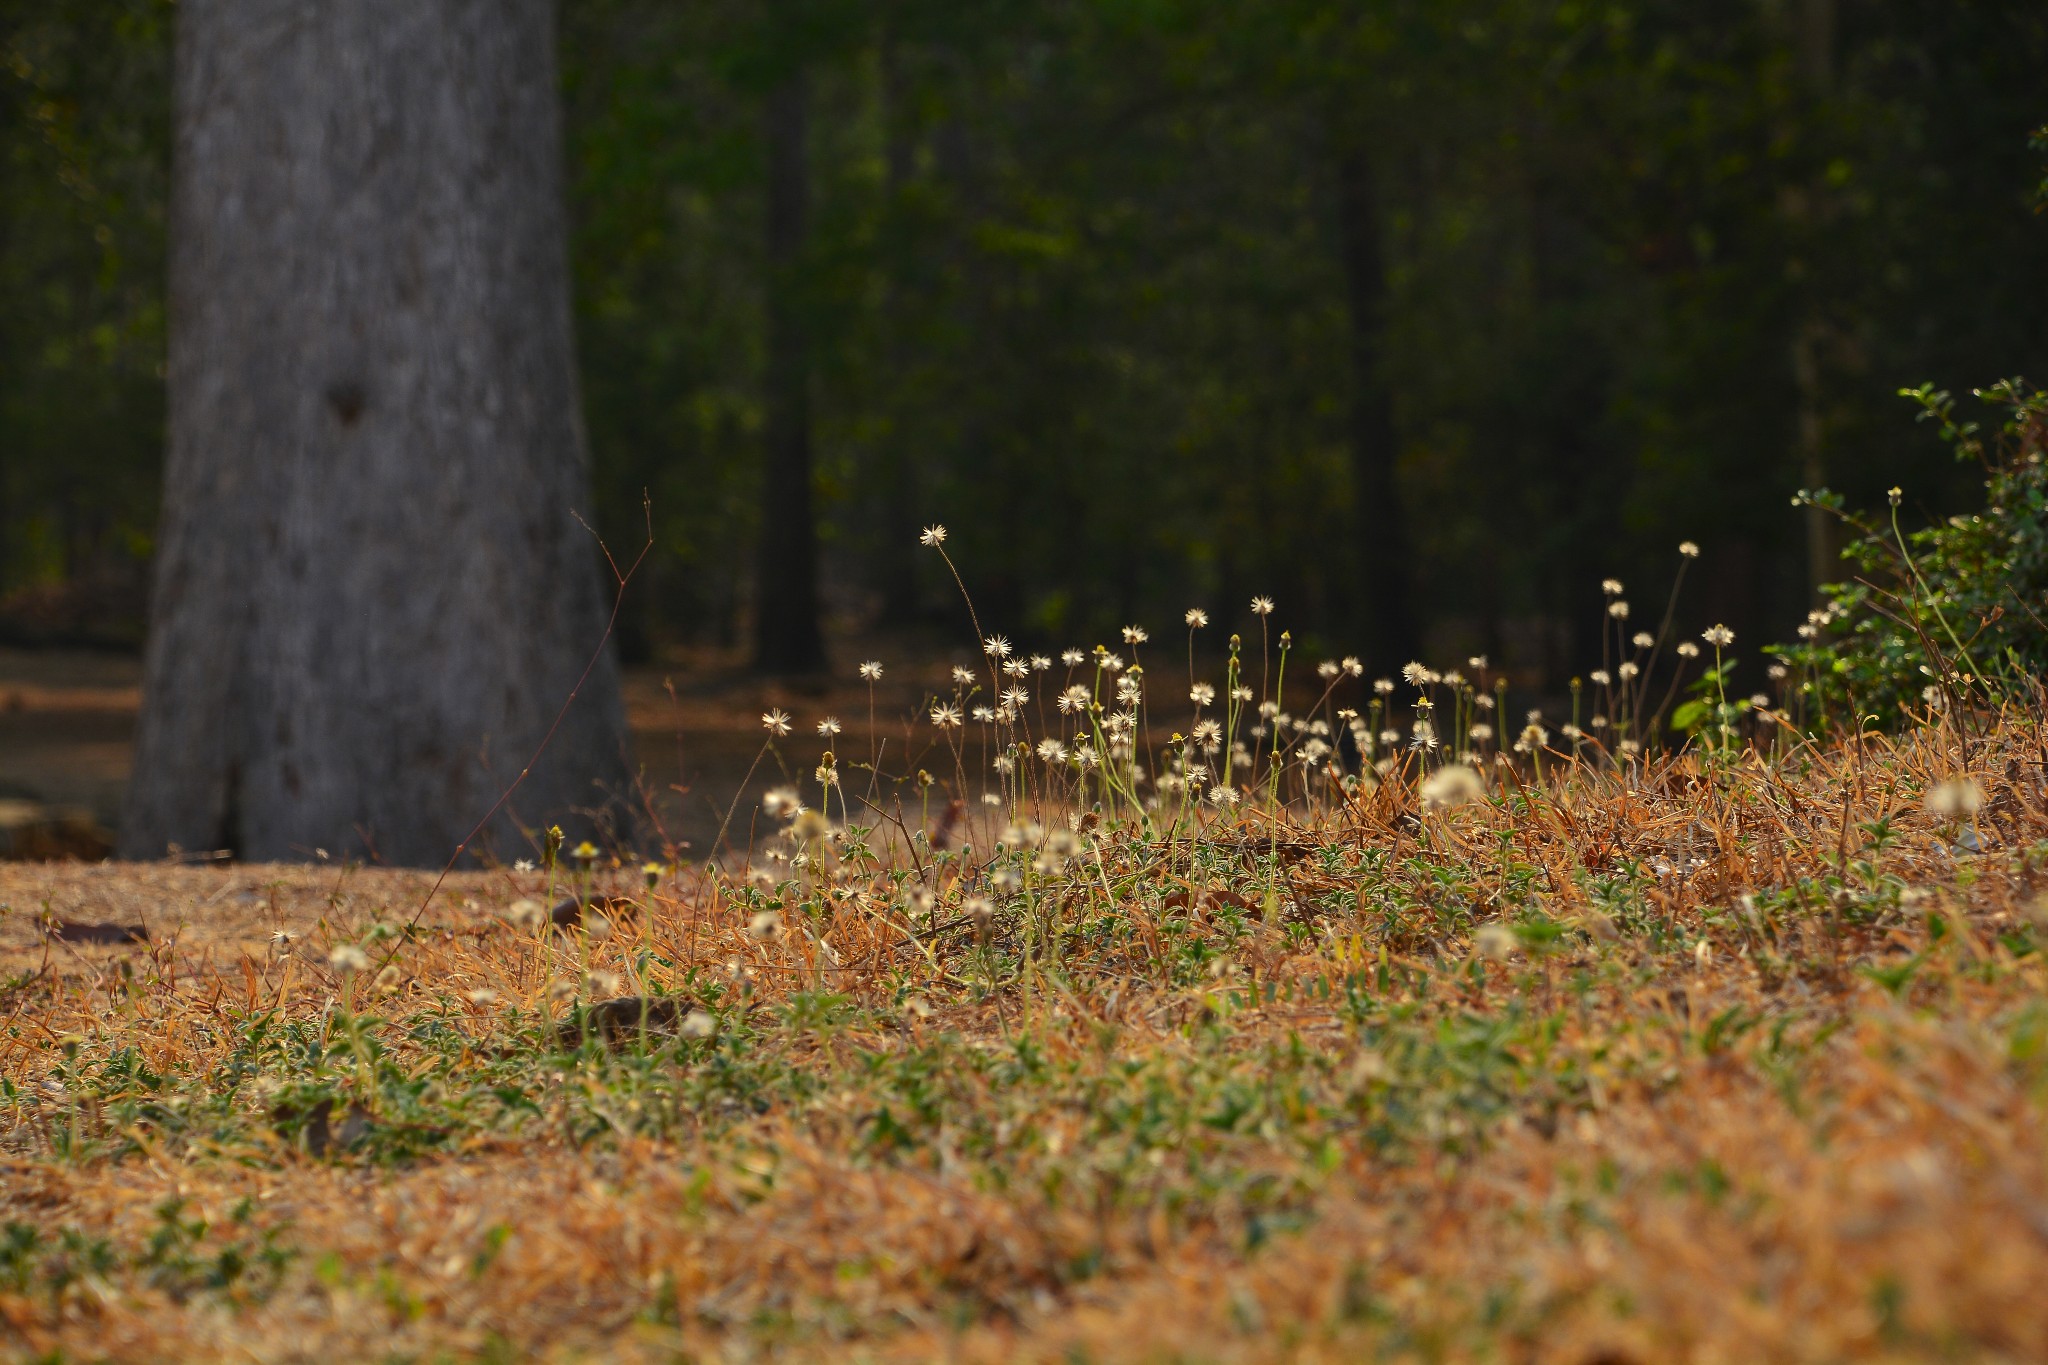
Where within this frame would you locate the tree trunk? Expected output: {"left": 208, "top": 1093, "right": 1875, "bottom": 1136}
{"left": 1335, "top": 141, "right": 1421, "bottom": 670}
{"left": 874, "top": 36, "right": 924, "bottom": 627}
{"left": 123, "top": 0, "right": 633, "bottom": 866}
{"left": 753, "top": 70, "right": 827, "bottom": 674}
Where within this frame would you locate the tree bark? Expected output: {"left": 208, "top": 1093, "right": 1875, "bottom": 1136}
{"left": 753, "top": 69, "right": 828, "bottom": 674}
{"left": 123, "top": 0, "right": 633, "bottom": 866}
{"left": 1335, "top": 141, "right": 1421, "bottom": 670}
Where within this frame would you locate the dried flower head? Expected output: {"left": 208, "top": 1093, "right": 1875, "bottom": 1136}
{"left": 919, "top": 525, "right": 947, "bottom": 546}
{"left": 1420, "top": 765, "right": 1485, "bottom": 812}
{"left": 327, "top": 944, "right": 369, "bottom": 975}
{"left": 1474, "top": 924, "right": 1517, "bottom": 961}
{"left": 1250, "top": 596, "right": 1275, "bottom": 616}
{"left": 858, "top": 660, "right": 883, "bottom": 680}
{"left": 747, "top": 909, "right": 782, "bottom": 940}
{"left": 761, "top": 709, "right": 793, "bottom": 737}
{"left": 1185, "top": 608, "right": 1208, "bottom": 628}
{"left": 816, "top": 716, "right": 841, "bottom": 737}
{"left": 1678, "top": 540, "right": 1700, "bottom": 558}
{"left": 1702, "top": 624, "right": 1735, "bottom": 647}
{"left": 1925, "top": 778, "right": 1985, "bottom": 818}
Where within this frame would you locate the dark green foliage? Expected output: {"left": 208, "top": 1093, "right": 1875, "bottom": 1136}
{"left": 1774, "top": 380, "right": 2048, "bottom": 725}
{"left": 5, "top": 2, "right": 2047, "bottom": 662}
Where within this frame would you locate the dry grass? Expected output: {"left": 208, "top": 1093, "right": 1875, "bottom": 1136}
{"left": 5, "top": 711, "right": 2048, "bottom": 1363}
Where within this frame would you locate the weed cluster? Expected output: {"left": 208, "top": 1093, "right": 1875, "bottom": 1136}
{"left": 5, "top": 512, "right": 2048, "bottom": 1359}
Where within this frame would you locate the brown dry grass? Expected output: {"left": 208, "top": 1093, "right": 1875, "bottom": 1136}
{"left": 5, "top": 713, "right": 2048, "bottom": 1363}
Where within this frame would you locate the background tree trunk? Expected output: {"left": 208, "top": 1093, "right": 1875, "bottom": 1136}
{"left": 122, "top": 0, "right": 633, "bottom": 866}
{"left": 1335, "top": 141, "right": 1421, "bottom": 671}
{"left": 753, "top": 69, "right": 827, "bottom": 674}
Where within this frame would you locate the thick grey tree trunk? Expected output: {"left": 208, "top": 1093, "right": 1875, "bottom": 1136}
{"left": 123, "top": 0, "right": 633, "bottom": 866}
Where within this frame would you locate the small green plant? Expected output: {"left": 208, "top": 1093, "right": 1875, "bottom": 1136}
{"left": 1779, "top": 379, "right": 2048, "bottom": 726}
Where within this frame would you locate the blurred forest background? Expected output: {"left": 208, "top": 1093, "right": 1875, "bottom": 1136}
{"left": 3, "top": 0, "right": 2045, "bottom": 679}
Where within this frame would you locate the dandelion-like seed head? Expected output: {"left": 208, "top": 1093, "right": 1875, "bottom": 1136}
{"left": 1676, "top": 641, "right": 1701, "bottom": 658}
{"left": 1185, "top": 608, "right": 1208, "bottom": 628}
{"left": 1608, "top": 600, "right": 1631, "bottom": 620}
{"left": 983, "top": 634, "right": 1012, "bottom": 659}
{"left": 1679, "top": 541, "right": 1700, "bottom": 558}
{"left": 1475, "top": 924, "right": 1517, "bottom": 962}
{"left": 1632, "top": 632, "right": 1655, "bottom": 650}
{"left": 1702, "top": 624, "right": 1735, "bottom": 647}
{"left": 1061, "top": 649, "right": 1085, "bottom": 666}
{"left": 930, "top": 702, "right": 963, "bottom": 728}
{"left": 761, "top": 708, "right": 792, "bottom": 737}
{"left": 816, "top": 716, "right": 841, "bottom": 737}
{"left": 858, "top": 660, "right": 883, "bottom": 681}
{"left": 1190, "top": 682, "right": 1216, "bottom": 706}
{"left": 1122, "top": 625, "right": 1148, "bottom": 644}
{"left": 1601, "top": 578, "right": 1625, "bottom": 597}
{"left": 747, "top": 909, "right": 782, "bottom": 940}
{"left": 327, "top": 944, "right": 370, "bottom": 975}
{"left": 919, "top": 524, "right": 947, "bottom": 547}
{"left": 952, "top": 665, "right": 976, "bottom": 686}
{"left": 762, "top": 786, "right": 802, "bottom": 820}
{"left": 1925, "top": 777, "right": 1985, "bottom": 818}
{"left": 1421, "top": 765, "right": 1485, "bottom": 812}
{"left": 1250, "top": 596, "right": 1275, "bottom": 616}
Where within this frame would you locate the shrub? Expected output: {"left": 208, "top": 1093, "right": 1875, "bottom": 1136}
{"left": 1776, "top": 378, "right": 2048, "bottom": 727}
